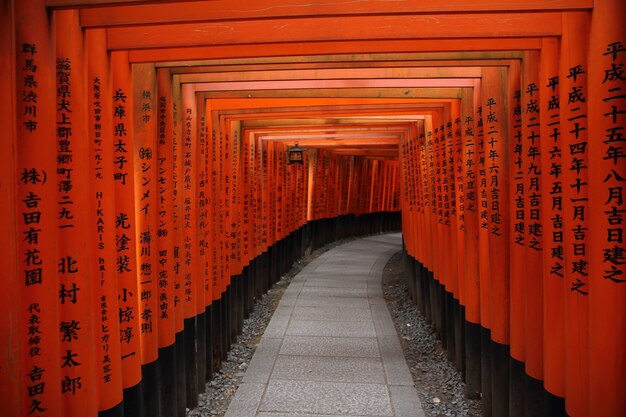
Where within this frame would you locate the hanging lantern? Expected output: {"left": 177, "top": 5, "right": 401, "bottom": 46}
{"left": 288, "top": 143, "right": 306, "bottom": 165}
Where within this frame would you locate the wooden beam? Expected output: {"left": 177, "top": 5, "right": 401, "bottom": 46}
{"left": 192, "top": 79, "right": 476, "bottom": 92}
{"left": 168, "top": 60, "right": 515, "bottom": 74}
{"left": 76, "top": 0, "right": 591, "bottom": 26}
{"left": 157, "top": 52, "right": 524, "bottom": 68}
{"left": 130, "top": 39, "right": 539, "bottom": 62}
{"left": 241, "top": 117, "right": 425, "bottom": 128}
{"left": 179, "top": 67, "right": 482, "bottom": 83}
{"left": 106, "top": 14, "right": 563, "bottom": 50}
{"left": 199, "top": 87, "right": 463, "bottom": 99}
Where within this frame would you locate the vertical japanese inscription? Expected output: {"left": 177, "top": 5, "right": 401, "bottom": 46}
{"left": 485, "top": 98, "right": 503, "bottom": 236}
{"left": 512, "top": 90, "right": 524, "bottom": 246}
{"left": 138, "top": 89, "right": 154, "bottom": 337}
{"left": 157, "top": 93, "right": 170, "bottom": 325}
{"left": 546, "top": 74, "right": 565, "bottom": 280}
{"left": 112, "top": 86, "right": 137, "bottom": 360}
{"left": 525, "top": 82, "right": 543, "bottom": 251}
{"left": 599, "top": 41, "right": 626, "bottom": 284}
{"left": 564, "top": 63, "right": 590, "bottom": 291}
{"left": 56, "top": 56, "right": 84, "bottom": 397}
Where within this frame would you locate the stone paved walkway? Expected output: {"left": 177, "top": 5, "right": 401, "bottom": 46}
{"left": 225, "top": 233, "right": 426, "bottom": 417}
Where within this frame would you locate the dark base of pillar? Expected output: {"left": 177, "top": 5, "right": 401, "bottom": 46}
{"left": 543, "top": 389, "right": 566, "bottom": 417}
{"left": 524, "top": 373, "right": 545, "bottom": 417}
{"left": 509, "top": 357, "right": 525, "bottom": 417}
{"left": 481, "top": 327, "right": 493, "bottom": 417}
{"left": 175, "top": 330, "right": 186, "bottom": 417}
{"left": 491, "top": 341, "right": 510, "bottom": 417}
{"left": 98, "top": 401, "right": 124, "bottom": 417}
{"left": 211, "top": 298, "right": 222, "bottom": 372}
{"left": 464, "top": 320, "right": 482, "bottom": 399}
{"left": 196, "top": 311, "right": 207, "bottom": 391}
{"left": 123, "top": 380, "right": 145, "bottom": 417}
{"left": 159, "top": 343, "right": 178, "bottom": 417}
{"left": 183, "top": 316, "right": 198, "bottom": 409}
{"left": 205, "top": 305, "right": 213, "bottom": 381}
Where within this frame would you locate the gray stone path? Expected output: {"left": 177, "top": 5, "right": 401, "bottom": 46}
{"left": 225, "top": 233, "right": 426, "bottom": 417}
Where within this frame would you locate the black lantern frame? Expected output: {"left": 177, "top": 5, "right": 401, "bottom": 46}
{"left": 288, "top": 143, "right": 306, "bottom": 164}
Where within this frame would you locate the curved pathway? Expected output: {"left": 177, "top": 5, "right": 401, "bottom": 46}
{"left": 225, "top": 233, "right": 426, "bottom": 417}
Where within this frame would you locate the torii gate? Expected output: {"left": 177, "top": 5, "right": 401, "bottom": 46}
{"left": 0, "top": 1, "right": 624, "bottom": 417}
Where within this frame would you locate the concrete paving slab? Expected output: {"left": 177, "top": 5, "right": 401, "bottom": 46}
{"left": 258, "top": 413, "right": 372, "bottom": 417}
{"left": 303, "top": 279, "right": 368, "bottom": 289}
{"left": 286, "top": 319, "right": 377, "bottom": 338}
{"left": 259, "top": 379, "right": 393, "bottom": 416}
{"left": 299, "top": 286, "right": 369, "bottom": 298}
{"left": 371, "top": 304, "right": 399, "bottom": 337}
{"left": 389, "top": 385, "right": 427, "bottom": 417}
{"left": 264, "top": 306, "right": 294, "bottom": 338}
{"left": 243, "top": 338, "right": 282, "bottom": 384}
{"left": 378, "top": 335, "right": 415, "bottom": 386}
{"left": 279, "top": 335, "right": 380, "bottom": 358}
{"left": 271, "top": 355, "right": 385, "bottom": 383}
{"left": 224, "top": 382, "right": 266, "bottom": 417}
{"left": 291, "top": 306, "right": 372, "bottom": 322}
{"left": 295, "top": 295, "right": 370, "bottom": 308}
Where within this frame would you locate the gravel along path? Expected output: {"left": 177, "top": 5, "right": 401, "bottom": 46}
{"left": 187, "top": 239, "right": 355, "bottom": 417}
{"left": 382, "top": 251, "right": 482, "bottom": 417}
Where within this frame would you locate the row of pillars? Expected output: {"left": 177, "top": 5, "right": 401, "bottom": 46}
{"left": 0, "top": 5, "right": 402, "bottom": 417}
{"left": 399, "top": 7, "right": 625, "bottom": 417}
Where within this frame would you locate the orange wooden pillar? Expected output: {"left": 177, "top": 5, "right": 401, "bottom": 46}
{"left": 473, "top": 83, "right": 494, "bottom": 417}
{"left": 228, "top": 119, "right": 242, "bottom": 342}
{"left": 155, "top": 67, "right": 179, "bottom": 417}
{"left": 481, "top": 66, "right": 511, "bottom": 417}
{"left": 521, "top": 50, "right": 546, "bottom": 414}
{"left": 453, "top": 101, "right": 466, "bottom": 320}
{"left": 218, "top": 114, "right": 229, "bottom": 314}
{"left": 559, "top": 12, "right": 591, "bottom": 417}
{"left": 539, "top": 37, "right": 567, "bottom": 413}
{"left": 460, "top": 87, "right": 481, "bottom": 399}
{"left": 423, "top": 118, "right": 436, "bottom": 326}
{"left": 85, "top": 28, "right": 125, "bottom": 415}
{"left": 413, "top": 123, "right": 423, "bottom": 304}
{"left": 111, "top": 50, "right": 143, "bottom": 416}
{"left": 196, "top": 94, "right": 210, "bottom": 388}
{"left": 438, "top": 114, "right": 450, "bottom": 346}
{"left": 181, "top": 83, "right": 199, "bottom": 407}
{"left": 171, "top": 74, "right": 187, "bottom": 416}
{"left": 132, "top": 63, "right": 160, "bottom": 417}
{"left": 507, "top": 59, "right": 526, "bottom": 417}
{"left": 443, "top": 105, "right": 460, "bottom": 366}
{"left": 206, "top": 104, "right": 222, "bottom": 371}
{"left": 587, "top": 1, "right": 626, "bottom": 415}
{"left": 449, "top": 100, "right": 463, "bottom": 371}
{"left": 10, "top": 0, "right": 62, "bottom": 415}
{"left": 241, "top": 129, "right": 253, "bottom": 313}
{"left": 0, "top": 1, "right": 20, "bottom": 414}
{"left": 55, "top": 10, "right": 98, "bottom": 416}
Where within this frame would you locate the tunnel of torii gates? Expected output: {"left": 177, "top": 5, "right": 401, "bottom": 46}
{"left": 0, "top": 0, "right": 625, "bottom": 417}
